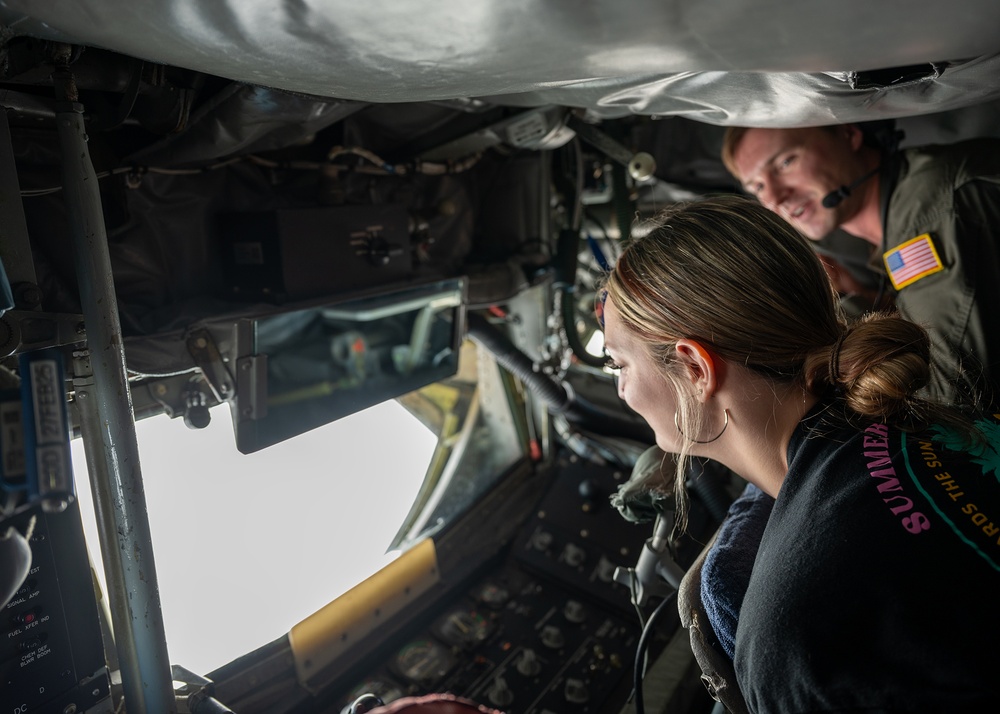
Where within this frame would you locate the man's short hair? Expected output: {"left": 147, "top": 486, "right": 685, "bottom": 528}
{"left": 720, "top": 127, "right": 751, "bottom": 180}
{"left": 721, "top": 124, "right": 888, "bottom": 183}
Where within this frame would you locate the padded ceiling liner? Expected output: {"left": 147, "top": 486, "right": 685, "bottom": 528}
{"left": 3, "top": 1, "right": 1000, "bottom": 126}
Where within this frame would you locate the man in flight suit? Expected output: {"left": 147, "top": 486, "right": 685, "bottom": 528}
{"left": 722, "top": 124, "right": 1000, "bottom": 405}
{"left": 677, "top": 126, "right": 1000, "bottom": 686}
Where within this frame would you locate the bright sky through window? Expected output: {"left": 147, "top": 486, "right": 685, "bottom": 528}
{"left": 72, "top": 400, "right": 435, "bottom": 676}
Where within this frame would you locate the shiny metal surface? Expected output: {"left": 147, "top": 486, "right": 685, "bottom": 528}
{"left": 1, "top": 1, "right": 999, "bottom": 125}
{"left": 59, "top": 105, "right": 177, "bottom": 714}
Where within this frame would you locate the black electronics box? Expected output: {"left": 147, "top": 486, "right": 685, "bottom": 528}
{"left": 219, "top": 204, "right": 412, "bottom": 302}
{"left": 1, "top": 501, "right": 111, "bottom": 712}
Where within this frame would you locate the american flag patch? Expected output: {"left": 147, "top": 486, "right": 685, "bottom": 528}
{"left": 883, "top": 234, "right": 944, "bottom": 290}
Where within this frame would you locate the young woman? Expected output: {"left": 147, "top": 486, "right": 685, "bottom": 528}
{"left": 601, "top": 194, "right": 999, "bottom": 712}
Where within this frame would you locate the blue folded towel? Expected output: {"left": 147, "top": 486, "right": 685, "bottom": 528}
{"left": 700, "top": 482, "right": 775, "bottom": 661}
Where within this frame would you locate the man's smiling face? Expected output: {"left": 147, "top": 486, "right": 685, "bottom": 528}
{"left": 732, "top": 126, "right": 864, "bottom": 240}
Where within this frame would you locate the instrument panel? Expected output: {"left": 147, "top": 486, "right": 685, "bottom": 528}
{"left": 334, "top": 562, "right": 642, "bottom": 713}
{"left": 1, "top": 502, "right": 111, "bottom": 713}
{"left": 323, "top": 453, "right": 710, "bottom": 714}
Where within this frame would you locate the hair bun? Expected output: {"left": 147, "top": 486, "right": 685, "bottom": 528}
{"left": 834, "top": 312, "right": 931, "bottom": 420}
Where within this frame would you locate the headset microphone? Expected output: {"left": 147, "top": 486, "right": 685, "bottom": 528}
{"left": 821, "top": 186, "right": 850, "bottom": 209}
{"left": 821, "top": 166, "right": 881, "bottom": 209}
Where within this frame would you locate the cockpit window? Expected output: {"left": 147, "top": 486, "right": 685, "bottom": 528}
{"left": 71, "top": 399, "right": 436, "bottom": 675}
{"left": 70, "top": 334, "right": 527, "bottom": 676}
{"left": 391, "top": 341, "right": 528, "bottom": 546}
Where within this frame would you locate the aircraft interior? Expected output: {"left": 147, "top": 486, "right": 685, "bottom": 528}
{"left": 2, "top": 3, "right": 999, "bottom": 714}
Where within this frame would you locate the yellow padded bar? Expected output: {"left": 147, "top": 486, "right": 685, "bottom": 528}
{"left": 289, "top": 537, "right": 440, "bottom": 691}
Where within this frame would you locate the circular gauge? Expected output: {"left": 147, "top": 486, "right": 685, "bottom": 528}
{"left": 392, "top": 638, "right": 456, "bottom": 686}
{"left": 437, "top": 608, "right": 494, "bottom": 648}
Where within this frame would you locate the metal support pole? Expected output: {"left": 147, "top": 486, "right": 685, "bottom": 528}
{"left": 56, "top": 98, "right": 177, "bottom": 712}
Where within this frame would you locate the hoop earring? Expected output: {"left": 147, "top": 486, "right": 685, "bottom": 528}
{"left": 674, "top": 409, "right": 729, "bottom": 444}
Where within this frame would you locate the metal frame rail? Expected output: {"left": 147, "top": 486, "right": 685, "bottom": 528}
{"left": 1, "top": 56, "right": 178, "bottom": 713}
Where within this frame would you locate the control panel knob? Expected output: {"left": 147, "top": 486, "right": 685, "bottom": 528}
{"left": 563, "top": 599, "right": 587, "bottom": 623}
{"left": 530, "top": 529, "right": 553, "bottom": 551}
{"left": 487, "top": 675, "right": 514, "bottom": 707}
{"left": 562, "top": 543, "right": 586, "bottom": 568}
{"left": 11, "top": 607, "right": 43, "bottom": 625}
{"left": 596, "top": 556, "right": 616, "bottom": 582}
{"left": 540, "top": 624, "right": 565, "bottom": 650}
{"left": 516, "top": 648, "right": 542, "bottom": 677}
{"left": 564, "top": 677, "right": 590, "bottom": 704}
{"left": 577, "top": 477, "right": 601, "bottom": 501}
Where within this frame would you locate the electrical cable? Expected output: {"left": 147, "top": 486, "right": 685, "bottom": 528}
{"left": 629, "top": 569, "right": 647, "bottom": 630}
{"left": 143, "top": 157, "right": 244, "bottom": 175}
{"left": 20, "top": 166, "right": 134, "bottom": 196}
{"left": 571, "top": 137, "right": 584, "bottom": 231}
{"left": 328, "top": 145, "right": 400, "bottom": 173}
{"left": 20, "top": 148, "right": 483, "bottom": 197}
{"left": 585, "top": 233, "right": 611, "bottom": 272}
{"left": 632, "top": 591, "right": 677, "bottom": 714}
{"left": 326, "top": 145, "right": 483, "bottom": 176}
{"left": 126, "top": 366, "right": 201, "bottom": 380}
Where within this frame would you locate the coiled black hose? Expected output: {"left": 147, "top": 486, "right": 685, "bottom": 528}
{"left": 467, "top": 311, "right": 572, "bottom": 411}
{"left": 466, "top": 311, "right": 654, "bottom": 443}
{"left": 554, "top": 227, "right": 607, "bottom": 370}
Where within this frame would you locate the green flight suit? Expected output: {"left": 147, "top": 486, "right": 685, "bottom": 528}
{"left": 876, "top": 139, "right": 1000, "bottom": 404}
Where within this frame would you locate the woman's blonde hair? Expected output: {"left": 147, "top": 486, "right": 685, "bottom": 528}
{"left": 604, "top": 194, "right": 972, "bottom": 528}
